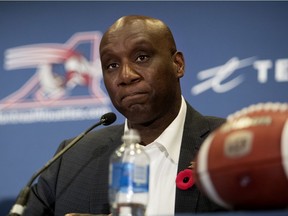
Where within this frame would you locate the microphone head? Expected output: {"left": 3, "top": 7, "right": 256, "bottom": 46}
{"left": 100, "top": 112, "right": 117, "bottom": 126}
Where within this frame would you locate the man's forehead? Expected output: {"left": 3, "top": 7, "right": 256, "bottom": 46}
{"left": 100, "top": 33, "right": 156, "bottom": 56}
{"left": 101, "top": 23, "right": 161, "bottom": 47}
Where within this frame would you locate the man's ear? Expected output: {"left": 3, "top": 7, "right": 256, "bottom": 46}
{"left": 174, "top": 51, "right": 185, "bottom": 78}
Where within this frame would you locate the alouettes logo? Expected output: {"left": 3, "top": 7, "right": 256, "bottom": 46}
{"left": 0, "top": 31, "right": 111, "bottom": 124}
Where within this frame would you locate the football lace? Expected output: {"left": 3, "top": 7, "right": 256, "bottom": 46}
{"left": 227, "top": 102, "right": 288, "bottom": 121}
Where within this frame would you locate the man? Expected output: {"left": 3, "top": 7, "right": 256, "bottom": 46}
{"left": 22, "top": 15, "right": 226, "bottom": 216}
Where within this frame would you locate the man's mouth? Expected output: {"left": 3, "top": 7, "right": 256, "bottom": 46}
{"left": 121, "top": 92, "right": 148, "bottom": 103}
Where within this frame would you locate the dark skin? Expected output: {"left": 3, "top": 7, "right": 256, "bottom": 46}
{"left": 100, "top": 15, "right": 185, "bottom": 145}
{"left": 65, "top": 15, "right": 185, "bottom": 216}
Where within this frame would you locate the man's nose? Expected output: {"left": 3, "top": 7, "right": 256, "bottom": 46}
{"left": 118, "top": 63, "right": 141, "bottom": 86}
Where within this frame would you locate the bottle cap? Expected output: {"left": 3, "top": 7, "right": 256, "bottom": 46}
{"left": 122, "top": 129, "right": 141, "bottom": 144}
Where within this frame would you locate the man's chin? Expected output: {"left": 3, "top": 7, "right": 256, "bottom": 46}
{"left": 123, "top": 109, "right": 152, "bottom": 123}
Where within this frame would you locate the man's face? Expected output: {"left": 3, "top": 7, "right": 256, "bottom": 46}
{"left": 100, "top": 21, "right": 183, "bottom": 124}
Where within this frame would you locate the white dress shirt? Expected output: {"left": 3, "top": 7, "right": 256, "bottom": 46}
{"left": 125, "top": 96, "right": 187, "bottom": 216}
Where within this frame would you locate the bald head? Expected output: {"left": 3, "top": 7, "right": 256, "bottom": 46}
{"left": 100, "top": 15, "right": 177, "bottom": 54}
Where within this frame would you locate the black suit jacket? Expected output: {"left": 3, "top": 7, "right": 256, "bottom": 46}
{"left": 23, "top": 102, "right": 226, "bottom": 216}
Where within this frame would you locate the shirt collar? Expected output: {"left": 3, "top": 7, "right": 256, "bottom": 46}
{"left": 124, "top": 96, "right": 187, "bottom": 163}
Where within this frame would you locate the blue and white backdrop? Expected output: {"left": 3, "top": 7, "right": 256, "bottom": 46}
{"left": 1, "top": 1, "right": 287, "bottom": 214}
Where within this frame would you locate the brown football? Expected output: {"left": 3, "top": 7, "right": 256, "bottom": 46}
{"left": 194, "top": 103, "right": 288, "bottom": 209}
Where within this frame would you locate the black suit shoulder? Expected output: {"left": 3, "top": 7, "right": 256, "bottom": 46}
{"left": 24, "top": 124, "right": 125, "bottom": 216}
{"left": 203, "top": 115, "right": 226, "bottom": 135}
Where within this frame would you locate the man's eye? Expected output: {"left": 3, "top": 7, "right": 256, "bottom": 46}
{"left": 136, "top": 55, "right": 149, "bottom": 62}
{"left": 107, "top": 63, "right": 119, "bottom": 69}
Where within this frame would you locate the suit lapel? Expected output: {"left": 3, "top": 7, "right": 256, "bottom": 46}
{"left": 175, "top": 102, "right": 211, "bottom": 213}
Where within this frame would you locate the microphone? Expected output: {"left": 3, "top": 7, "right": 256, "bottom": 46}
{"left": 8, "top": 112, "right": 117, "bottom": 216}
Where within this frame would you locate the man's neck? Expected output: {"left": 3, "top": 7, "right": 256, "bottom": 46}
{"left": 127, "top": 99, "right": 182, "bottom": 145}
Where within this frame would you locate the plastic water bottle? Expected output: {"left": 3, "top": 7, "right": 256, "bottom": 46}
{"left": 109, "top": 129, "right": 150, "bottom": 216}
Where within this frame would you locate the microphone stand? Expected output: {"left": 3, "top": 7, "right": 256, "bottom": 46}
{"left": 8, "top": 112, "right": 116, "bottom": 216}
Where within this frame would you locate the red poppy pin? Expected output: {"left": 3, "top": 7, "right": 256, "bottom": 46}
{"left": 176, "top": 161, "right": 195, "bottom": 190}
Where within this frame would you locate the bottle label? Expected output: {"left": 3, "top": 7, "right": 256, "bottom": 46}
{"left": 110, "top": 162, "right": 149, "bottom": 193}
